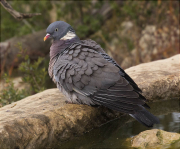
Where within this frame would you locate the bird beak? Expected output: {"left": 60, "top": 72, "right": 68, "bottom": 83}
{"left": 44, "top": 33, "right": 51, "bottom": 41}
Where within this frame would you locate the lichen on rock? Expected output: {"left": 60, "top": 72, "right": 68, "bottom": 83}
{"left": 129, "top": 129, "right": 180, "bottom": 149}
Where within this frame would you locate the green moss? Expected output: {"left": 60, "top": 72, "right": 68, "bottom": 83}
{"left": 142, "top": 133, "right": 148, "bottom": 139}
{"left": 156, "top": 130, "right": 163, "bottom": 145}
{"left": 170, "top": 138, "right": 180, "bottom": 148}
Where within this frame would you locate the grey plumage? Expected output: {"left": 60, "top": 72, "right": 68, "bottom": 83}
{"left": 45, "top": 21, "right": 159, "bottom": 127}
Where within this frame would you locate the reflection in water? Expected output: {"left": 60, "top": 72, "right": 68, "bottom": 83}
{"left": 171, "top": 112, "right": 180, "bottom": 132}
{"left": 57, "top": 99, "right": 180, "bottom": 149}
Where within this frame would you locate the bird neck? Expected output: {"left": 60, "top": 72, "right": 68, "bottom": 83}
{"left": 60, "top": 31, "right": 76, "bottom": 40}
{"left": 50, "top": 36, "right": 80, "bottom": 59}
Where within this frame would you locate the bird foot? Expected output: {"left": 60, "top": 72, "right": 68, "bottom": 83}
{"left": 65, "top": 101, "right": 73, "bottom": 104}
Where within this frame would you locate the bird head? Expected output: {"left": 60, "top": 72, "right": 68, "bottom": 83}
{"left": 44, "top": 21, "right": 75, "bottom": 41}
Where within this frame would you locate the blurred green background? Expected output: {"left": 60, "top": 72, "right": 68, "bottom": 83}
{"left": 0, "top": 0, "right": 179, "bottom": 106}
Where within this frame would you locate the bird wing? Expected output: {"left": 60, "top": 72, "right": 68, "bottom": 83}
{"left": 81, "top": 39, "right": 142, "bottom": 92}
{"left": 100, "top": 53, "right": 142, "bottom": 93}
{"left": 53, "top": 43, "right": 146, "bottom": 114}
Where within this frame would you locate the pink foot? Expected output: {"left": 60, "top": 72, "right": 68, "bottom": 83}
{"left": 65, "top": 101, "right": 73, "bottom": 104}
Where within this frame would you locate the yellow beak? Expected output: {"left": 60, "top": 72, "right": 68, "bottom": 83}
{"left": 44, "top": 33, "right": 50, "bottom": 41}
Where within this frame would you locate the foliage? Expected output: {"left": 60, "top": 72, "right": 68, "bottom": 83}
{"left": 1, "top": 1, "right": 53, "bottom": 41}
{"left": 0, "top": 43, "right": 47, "bottom": 106}
{"left": 1, "top": 1, "right": 178, "bottom": 42}
{"left": 17, "top": 43, "right": 47, "bottom": 93}
{"left": 0, "top": 74, "right": 29, "bottom": 106}
{"left": 1, "top": 1, "right": 105, "bottom": 41}
{"left": 19, "top": 57, "right": 47, "bottom": 93}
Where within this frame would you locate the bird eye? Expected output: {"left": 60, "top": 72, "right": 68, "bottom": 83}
{"left": 55, "top": 28, "right": 58, "bottom": 31}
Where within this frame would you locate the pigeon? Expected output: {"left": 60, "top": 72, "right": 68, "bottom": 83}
{"left": 44, "top": 21, "right": 159, "bottom": 127}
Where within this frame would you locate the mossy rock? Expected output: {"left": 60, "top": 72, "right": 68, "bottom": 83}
{"left": 129, "top": 129, "right": 180, "bottom": 149}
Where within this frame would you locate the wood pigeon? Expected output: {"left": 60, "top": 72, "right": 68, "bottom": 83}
{"left": 44, "top": 21, "right": 159, "bottom": 127}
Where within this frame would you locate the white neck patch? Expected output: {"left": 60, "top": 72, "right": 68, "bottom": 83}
{"left": 61, "top": 31, "right": 76, "bottom": 40}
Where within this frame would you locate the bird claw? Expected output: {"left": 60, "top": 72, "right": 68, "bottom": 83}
{"left": 65, "top": 101, "right": 73, "bottom": 104}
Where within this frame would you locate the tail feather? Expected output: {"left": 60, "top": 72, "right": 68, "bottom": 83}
{"left": 130, "top": 107, "right": 160, "bottom": 127}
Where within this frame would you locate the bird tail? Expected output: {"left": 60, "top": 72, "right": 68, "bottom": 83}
{"left": 130, "top": 107, "right": 160, "bottom": 127}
